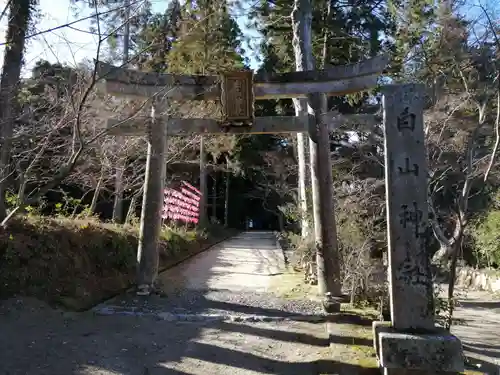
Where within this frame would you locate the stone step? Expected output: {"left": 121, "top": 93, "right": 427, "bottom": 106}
{"left": 92, "top": 304, "right": 327, "bottom": 323}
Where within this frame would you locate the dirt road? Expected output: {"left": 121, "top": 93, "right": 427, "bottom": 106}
{"left": 0, "top": 231, "right": 336, "bottom": 375}
{"left": 451, "top": 289, "right": 500, "bottom": 375}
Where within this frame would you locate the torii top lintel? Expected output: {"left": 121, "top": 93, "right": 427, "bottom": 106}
{"left": 95, "top": 54, "right": 389, "bottom": 101}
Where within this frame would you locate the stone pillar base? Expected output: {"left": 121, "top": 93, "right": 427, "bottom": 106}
{"left": 136, "top": 283, "right": 153, "bottom": 296}
{"left": 322, "top": 293, "right": 345, "bottom": 313}
{"left": 372, "top": 321, "right": 465, "bottom": 373}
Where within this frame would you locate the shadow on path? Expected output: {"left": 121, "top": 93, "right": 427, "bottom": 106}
{"left": 464, "top": 344, "right": 500, "bottom": 359}
{"left": 451, "top": 289, "right": 500, "bottom": 375}
{"left": 459, "top": 300, "right": 500, "bottom": 309}
{"left": 1, "top": 232, "right": 347, "bottom": 375}
{"left": 152, "top": 341, "right": 379, "bottom": 375}
{"left": 465, "top": 355, "right": 500, "bottom": 375}
{"left": 217, "top": 321, "right": 330, "bottom": 347}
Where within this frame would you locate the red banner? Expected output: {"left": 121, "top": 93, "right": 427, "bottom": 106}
{"left": 162, "top": 181, "right": 202, "bottom": 224}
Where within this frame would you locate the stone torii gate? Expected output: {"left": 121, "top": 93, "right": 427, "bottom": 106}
{"left": 96, "top": 54, "right": 387, "bottom": 296}
{"left": 96, "top": 57, "right": 465, "bottom": 375}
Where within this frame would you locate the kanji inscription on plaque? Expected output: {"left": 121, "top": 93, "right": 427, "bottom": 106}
{"left": 221, "top": 71, "right": 254, "bottom": 124}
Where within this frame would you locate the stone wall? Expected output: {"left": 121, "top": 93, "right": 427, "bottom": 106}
{"left": 455, "top": 267, "right": 500, "bottom": 293}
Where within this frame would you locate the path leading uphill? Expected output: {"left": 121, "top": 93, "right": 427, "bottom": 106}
{"left": 0, "top": 231, "right": 342, "bottom": 375}
{"left": 94, "top": 231, "right": 324, "bottom": 320}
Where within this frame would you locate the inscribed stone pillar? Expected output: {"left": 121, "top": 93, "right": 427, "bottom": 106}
{"left": 382, "top": 83, "right": 434, "bottom": 331}
{"left": 374, "top": 84, "right": 464, "bottom": 375}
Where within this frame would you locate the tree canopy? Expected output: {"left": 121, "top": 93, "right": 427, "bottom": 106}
{"left": 1, "top": 0, "right": 500, "bottom": 269}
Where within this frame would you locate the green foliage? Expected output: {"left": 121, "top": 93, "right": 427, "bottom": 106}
{"left": 279, "top": 202, "right": 303, "bottom": 223}
{"left": 387, "top": 0, "right": 436, "bottom": 78}
{"left": 136, "top": 0, "right": 182, "bottom": 72}
{"left": 5, "top": 191, "right": 47, "bottom": 217}
{"left": 166, "top": 0, "right": 245, "bottom": 74}
{"left": 54, "top": 196, "right": 80, "bottom": 217}
{"left": 471, "top": 209, "right": 500, "bottom": 267}
{"left": 252, "top": 0, "right": 395, "bottom": 112}
{"left": 5, "top": 191, "right": 18, "bottom": 209}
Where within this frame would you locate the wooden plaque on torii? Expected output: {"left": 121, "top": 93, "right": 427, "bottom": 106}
{"left": 220, "top": 70, "right": 254, "bottom": 126}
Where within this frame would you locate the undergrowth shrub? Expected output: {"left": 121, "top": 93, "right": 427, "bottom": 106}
{"left": 282, "top": 229, "right": 387, "bottom": 313}
{"left": 282, "top": 232, "right": 316, "bottom": 283}
{"left": 0, "top": 215, "right": 223, "bottom": 309}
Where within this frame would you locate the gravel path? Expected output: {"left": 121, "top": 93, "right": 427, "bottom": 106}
{"left": 0, "top": 231, "right": 334, "bottom": 375}
{"left": 449, "top": 288, "right": 500, "bottom": 375}
{"left": 93, "top": 231, "right": 326, "bottom": 321}
{"left": 0, "top": 298, "right": 332, "bottom": 375}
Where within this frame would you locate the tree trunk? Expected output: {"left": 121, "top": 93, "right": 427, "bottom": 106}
{"left": 199, "top": 136, "right": 208, "bottom": 226}
{"left": 224, "top": 169, "right": 230, "bottom": 227}
{"left": 126, "top": 192, "right": 140, "bottom": 224}
{"left": 112, "top": 158, "right": 125, "bottom": 222}
{"left": 90, "top": 171, "right": 104, "bottom": 214}
{"left": 295, "top": 124, "right": 309, "bottom": 238}
{"left": 291, "top": 0, "right": 341, "bottom": 298}
{"left": 278, "top": 211, "right": 284, "bottom": 232}
{"left": 445, "top": 239, "right": 461, "bottom": 331}
{"left": 0, "top": 0, "right": 32, "bottom": 220}
{"left": 15, "top": 162, "right": 26, "bottom": 208}
{"left": 211, "top": 174, "right": 217, "bottom": 222}
{"left": 111, "top": 1, "right": 131, "bottom": 223}
{"left": 484, "top": 91, "right": 500, "bottom": 182}
{"left": 430, "top": 209, "right": 464, "bottom": 265}
{"left": 308, "top": 138, "right": 323, "bottom": 269}
{"left": 432, "top": 243, "right": 455, "bottom": 265}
